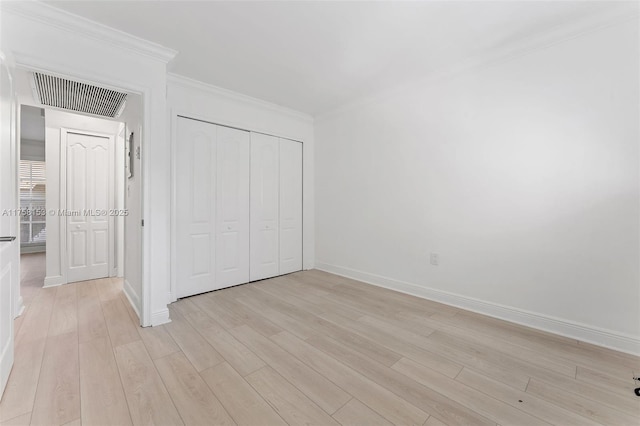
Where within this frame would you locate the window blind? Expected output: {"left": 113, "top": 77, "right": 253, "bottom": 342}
{"left": 19, "top": 160, "right": 47, "bottom": 245}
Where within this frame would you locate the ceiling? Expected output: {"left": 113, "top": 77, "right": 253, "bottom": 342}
{"left": 43, "top": 1, "right": 619, "bottom": 115}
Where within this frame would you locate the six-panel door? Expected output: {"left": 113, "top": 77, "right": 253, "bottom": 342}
{"left": 66, "top": 132, "right": 111, "bottom": 283}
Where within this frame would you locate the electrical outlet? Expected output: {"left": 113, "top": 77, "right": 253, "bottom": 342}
{"left": 430, "top": 253, "right": 439, "bottom": 266}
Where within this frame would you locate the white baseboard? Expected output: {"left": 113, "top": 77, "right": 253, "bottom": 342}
{"left": 43, "top": 275, "right": 65, "bottom": 288}
{"left": 0, "top": 336, "right": 12, "bottom": 400}
{"left": 20, "top": 245, "right": 45, "bottom": 254}
{"left": 14, "top": 296, "right": 24, "bottom": 318}
{"left": 150, "top": 308, "right": 171, "bottom": 327}
{"left": 315, "top": 262, "right": 640, "bottom": 356}
{"left": 123, "top": 279, "right": 141, "bottom": 323}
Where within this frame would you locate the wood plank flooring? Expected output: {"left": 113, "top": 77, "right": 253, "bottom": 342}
{"left": 1, "top": 253, "right": 639, "bottom": 425}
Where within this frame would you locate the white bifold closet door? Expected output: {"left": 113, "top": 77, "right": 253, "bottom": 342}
{"left": 176, "top": 118, "right": 217, "bottom": 298}
{"left": 279, "top": 139, "right": 303, "bottom": 274}
{"left": 250, "top": 133, "right": 303, "bottom": 281}
{"left": 176, "top": 117, "right": 301, "bottom": 298}
{"left": 216, "top": 126, "right": 250, "bottom": 288}
{"left": 250, "top": 133, "right": 280, "bottom": 281}
{"left": 176, "top": 117, "right": 249, "bottom": 298}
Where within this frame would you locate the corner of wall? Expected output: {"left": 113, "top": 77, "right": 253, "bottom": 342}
{"left": 43, "top": 275, "right": 65, "bottom": 288}
{"left": 150, "top": 308, "right": 171, "bottom": 326}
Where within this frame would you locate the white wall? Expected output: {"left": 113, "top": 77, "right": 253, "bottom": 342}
{"left": 315, "top": 20, "right": 639, "bottom": 353}
{"left": 119, "top": 95, "right": 143, "bottom": 317}
{"left": 167, "top": 75, "right": 315, "bottom": 301}
{"left": 44, "top": 110, "right": 122, "bottom": 287}
{"left": 1, "top": 2, "right": 175, "bottom": 325}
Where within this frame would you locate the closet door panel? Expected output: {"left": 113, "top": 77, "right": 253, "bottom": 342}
{"left": 250, "top": 133, "right": 279, "bottom": 281}
{"left": 279, "top": 139, "right": 303, "bottom": 274}
{"left": 216, "top": 126, "right": 250, "bottom": 288}
{"left": 176, "top": 118, "right": 217, "bottom": 298}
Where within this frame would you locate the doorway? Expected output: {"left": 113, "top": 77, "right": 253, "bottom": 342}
{"left": 17, "top": 105, "right": 48, "bottom": 304}
{"left": 13, "top": 67, "right": 144, "bottom": 321}
{"left": 63, "top": 129, "right": 117, "bottom": 283}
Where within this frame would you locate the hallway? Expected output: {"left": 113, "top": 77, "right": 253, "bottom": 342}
{"left": 14, "top": 254, "right": 46, "bottom": 336}
{"left": 0, "top": 253, "right": 141, "bottom": 425}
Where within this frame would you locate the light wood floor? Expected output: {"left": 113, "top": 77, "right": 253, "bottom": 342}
{"left": 1, "top": 253, "right": 639, "bottom": 425}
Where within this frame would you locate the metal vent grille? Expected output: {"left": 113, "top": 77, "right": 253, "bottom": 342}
{"left": 32, "top": 72, "right": 127, "bottom": 118}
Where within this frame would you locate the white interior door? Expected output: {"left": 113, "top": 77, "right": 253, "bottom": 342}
{"left": 216, "top": 126, "right": 250, "bottom": 288}
{"left": 65, "top": 131, "right": 112, "bottom": 283}
{"left": 279, "top": 139, "right": 303, "bottom": 274}
{"left": 176, "top": 118, "right": 217, "bottom": 298}
{"left": 0, "top": 52, "right": 18, "bottom": 400}
{"left": 250, "top": 133, "right": 280, "bottom": 281}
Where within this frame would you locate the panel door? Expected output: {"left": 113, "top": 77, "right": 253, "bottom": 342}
{"left": 66, "top": 132, "right": 111, "bottom": 283}
{"left": 250, "top": 133, "right": 279, "bottom": 281}
{"left": 0, "top": 51, "right": 17, "bottom": 400}
{"left": 215, "top": 126, "right": 250, "bottom": 288}
{"left": 176, "top": 118, "right": 217, "bottom": 298}
{"left": 279, "top": 139, "right": 303, "bottom": 274}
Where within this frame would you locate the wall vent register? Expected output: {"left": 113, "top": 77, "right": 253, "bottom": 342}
{"left": 31, "top": 72, "right": 127, "bottom": 118}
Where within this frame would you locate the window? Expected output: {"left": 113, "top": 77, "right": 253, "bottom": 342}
{"left": 19, "top": 160, "right": 46, "bottom": 246}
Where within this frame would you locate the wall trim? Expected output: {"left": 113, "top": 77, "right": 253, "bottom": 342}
{"left": 315, "top": 262, "right": 640, "bottom": 356}
{"left": 167, "top": 73, "right": 313, "bottom": 123}
{"left": 0, "top": 2, "right": 177, "bottom": 63}
{"left": 123, "top": 279, "right": 141, "bottom": 324}
{"left": 0, "top": 333, "right": 12, "bottom": 401}
{"left": 43, "top": 275, "right": 65, "bottom": 288}
{"left": 14, "top": 296, "right": 24, "bottom": 318}
{"left": 150, "top": 308, "right": 171, "bottom": 326}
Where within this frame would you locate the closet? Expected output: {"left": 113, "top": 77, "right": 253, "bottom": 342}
{"left": 249, "top": 133, "right": 303, "bottom": 280}
{"left": 175, "top": 117, "right": 302, "bottom": 298}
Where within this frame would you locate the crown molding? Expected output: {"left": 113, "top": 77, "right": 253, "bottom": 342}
{"left": 0, "top": 1, "right": 178, "bottom": 63}
{"left": 316, "top": 1, "right": 639, "bottom": 122}
{"left": 167, "top": 73, "right": 313, "bottom": 123}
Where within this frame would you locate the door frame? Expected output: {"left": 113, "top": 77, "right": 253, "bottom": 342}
{"left": 0, "top": 49, "right": 19, "bottom": 401}
{"left": 11, "top": 56, "right": 151, "bottom": 326}
{"left": 60, "top": 128, "right": 116, "bottom": 284}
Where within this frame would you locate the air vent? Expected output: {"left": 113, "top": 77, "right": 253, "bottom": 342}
{"left": 32, "top": 72, "right": 127, "bottom": 118}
